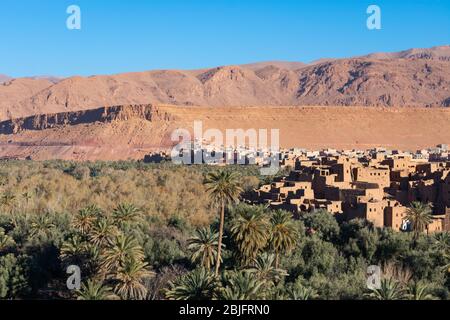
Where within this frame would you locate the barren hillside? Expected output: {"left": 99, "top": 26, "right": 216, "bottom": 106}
{"left": 0, "top": 78, "right": 56, "bottom": 120}
{"left": 1, "top": 104, "right": 450, "bottom": 161}
{"left": 0, "top": 46, "right": 449, "bottom": 121}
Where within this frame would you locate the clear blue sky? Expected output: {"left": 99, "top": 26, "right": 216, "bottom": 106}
{"left": 0, "top": 0, "right": 449, "bottom": 77}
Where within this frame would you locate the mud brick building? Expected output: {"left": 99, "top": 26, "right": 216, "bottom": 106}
{"left": 250, "top": 147, "right": 450, "bottom": 233}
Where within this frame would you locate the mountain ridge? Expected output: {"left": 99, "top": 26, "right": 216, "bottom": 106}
{"left": 1, "top": 45, "right": 449, "bottom": 121}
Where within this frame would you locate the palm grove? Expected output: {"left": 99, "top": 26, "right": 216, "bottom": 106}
{"left": 0, "top": 161, "right": 449, "bottom": 300}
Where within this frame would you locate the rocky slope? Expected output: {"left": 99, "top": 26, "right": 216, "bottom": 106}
{"left": 295, "top": 58, "right": 450, "bottom": 107}
{"left": 0, "top": 78, "right": 57, "bottom": 120}
{"left": 1, "top": 104, "right": 450, "bottom": 161}
{"left": 364, "top": 46, "right": 450, "bottom": 61}
{"left": 0, "top": 46, "right": 449, "bottom": 121}
{"left": 0, "top": 104, "right": 174, "bottom": 134}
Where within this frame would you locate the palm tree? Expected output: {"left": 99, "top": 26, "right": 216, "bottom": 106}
{"left": 16, "top": 191, "right": 33, "bottom": 212}
{"left": 286, "top": 284, "right": 317, "bottom": 300}
{"left": 367, "top": 278, "right": 405, "bottom": 300}
{"left": 72, "top": 205, "right": 102, "bottom": 235}
{"left": 432, "top": 232, "right": 450, "bottom": 253}
{"left": 188, "top": 227, "right": 223, "bottom": 271}
{"left": 406, "top": 281, "right": 435, "bottom": 300}
{"left": 8, "top": 211, "right": 27, "bottom": 229}
{"left": 443, "top": 254, "right": 450, "bottom": 273}
{"left": 112, "top": 257, "right": 154, "bottom": 300}
{"left": 76, "top": 279, "right": 116, "bottom": 300}
{"left": 269, "top": 210, "right": 298, "bottom": 268}
{"left": 21, "top": 191, "right": 33, "bottom": 205}
{"left": 405, "top": 202, "right": 433, "bottom": 246}
{"left": 60, "top": 234, "right": 88, "bottom": 265}
{"left": 230, "top": 206, "right": 270, "bottom": 266}
{"left": 0, "top": 191, "right": 16, "bottom": 213}
{"left": 219, "top": 271, "right": 265, "bottom": 300}
{"left": 166, "top": 268, "right": 216, "bottom": 300}
{"left": 84, "top": 242, "right": 103, "bottom": 276}
{"left": 112, "top": 203, "right": 142, "bottom": 227}
{"left": 29, "top": 212, "right": 56, "bottom": 239}
{"left": 89, "top": 218, "right": 118, "bottom": 248}
{"left": 0, "top": 227, "right": 15, "bottom": 253}
{"left": 101, "top": 234, "right": 145, "bottom": 272}
{"left": 431, "top": 232, "right": 450, "bottom": 272}
{"left": 204, "top": 170, "right": 242, "bottom": 276}
{"left": 247, "top": 252, "right": 288, "bottom": 285}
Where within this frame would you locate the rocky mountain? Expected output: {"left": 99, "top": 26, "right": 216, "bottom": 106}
{"left": 295, "top": 58, "right": 449, "bottom": 107}
{"left": 0, "top": 104, "right": 174, "bottom": 134}
{"left": 363, "top": 45, "right": 450, "bottom": 61}
{"left": 239, "top": 61, "right": 307, "bottom": 71}
{"left": 0, "top": 78, "right": 57, "bottom": 120}
{"left": 0, "top": 45, "right": 449, "bottom": 121}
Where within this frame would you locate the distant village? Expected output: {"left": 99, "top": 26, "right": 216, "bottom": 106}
{"left": 145, "top": 143, "right": 450, "bottom": 233}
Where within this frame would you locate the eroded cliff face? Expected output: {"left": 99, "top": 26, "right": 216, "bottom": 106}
{"left": 1, "top": 105, "right": 450, "bottom": 161}
{"left": 0, "top": 104, "right": 175, "bottom": 134}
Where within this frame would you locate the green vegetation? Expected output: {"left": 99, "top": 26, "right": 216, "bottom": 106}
{"left": 0, "top": 160, "right": 449, "bottom": 300}
{"left": 204, "top": 170, "right": 242, "bottom": 276}
{"left": 406, "top": 201, "right": 433, "bottom": 246}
